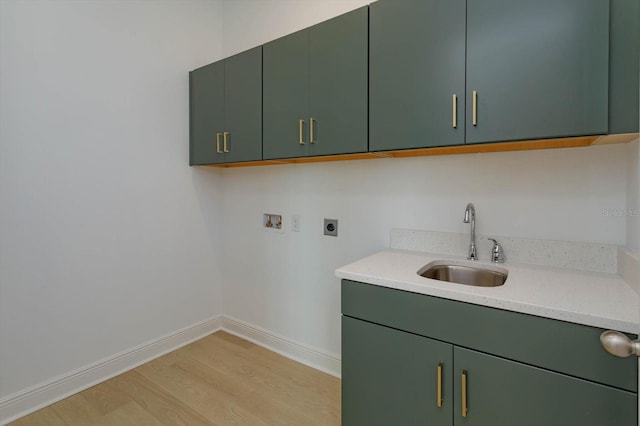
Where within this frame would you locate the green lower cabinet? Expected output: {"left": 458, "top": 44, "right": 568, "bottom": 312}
{"left": 342, "top": 281, "right": 638, "bottom": 426}
{"left": 342, "top": 317, "right": 637, "bottom": 426}
{"left": 453, "top": 347, "right": 637, "bottom": 426}
{"left": 342, "top": 316, "right": 453, "bottom": 426}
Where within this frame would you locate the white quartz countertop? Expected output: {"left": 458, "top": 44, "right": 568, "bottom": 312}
{"left": 335, "top": 249, "right": 639, "bottom": 334}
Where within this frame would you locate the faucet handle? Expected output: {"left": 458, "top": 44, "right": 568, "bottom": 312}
{"left": 488, "top": 238, "right": 505, "bottom": 263}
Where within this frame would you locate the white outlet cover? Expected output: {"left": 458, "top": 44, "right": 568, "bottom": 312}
{"left": 291, "top": 214, "right": 300, "bottom": 232}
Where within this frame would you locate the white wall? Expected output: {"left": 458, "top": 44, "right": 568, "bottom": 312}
{"left": 0, "top": 0, "right": 224, "bottom": 399}
{"left": 221, "top": 0, "right": 372, "bottom": 57}
{"left": 219, "top": 0, "right": 631, "bottom": 360}
{"left": 220, "top": 147, "right": 628, "bottom": 358}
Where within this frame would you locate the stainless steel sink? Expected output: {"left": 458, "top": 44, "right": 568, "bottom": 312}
{"left": 418, "top": 261, "right": 507, "bottom": 287}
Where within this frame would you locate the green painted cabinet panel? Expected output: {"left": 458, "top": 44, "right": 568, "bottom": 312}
{"left": 342, "top": 280, "right": 638, "bottom": 425}
{"left": 342, "top": 280, "right": 637, "bottom": 392}
{"left": 369, "top": 0, "right": 612, "bottom": 151}
{"left": 309, "top": 6, "right": 368, "bottom": 156}
{"left": 369, "top": 0, "right": 466, "bottom": 151}
{"left": 263, "top": 29, "right": 309, "bottom": 160}
{"left": 342, "top": 316, "right": 453, "bottom": 426}
{"left": 223, "top": 47, "right": 262, "bottom": 163}
{"left": 189, "top": 47, "right": 262, "bottom": 165}
{"left": 189, "top": 61, "right": 225, "bottom": 165}
{"left": 466, "top": 0, "right": 609, "bottom": 144}
{"left": 609, "top": 0, "right": 639, "bottom": 134}
{"left": 263, "top": 7, "right": 368, "bottom": 160}
{"left": 453, "top": 347, "right": 637, "bottom": 426}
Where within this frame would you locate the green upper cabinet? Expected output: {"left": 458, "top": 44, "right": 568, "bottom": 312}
{"left": 369, "top": 0, "right": 611, "bottom": 151}
{"left": 263, "top": 6, "right": 368, "bottom": 160}
{"left": 263, "top": 29, "right": 309, "bottom": 160}
{"left": 609, "top": 0, "right": 640, "bottom": 134}
{"left": 189, "top": 46, "right": 262, "bottom": 165}
{"left": 369, "top": 0, "right": 466, "bottom": 151}
{"left": 190, "top": 61, "right": 225, "bottom": 165}
{"left": 466, "top": 0, "right": 609, "bottom": 144}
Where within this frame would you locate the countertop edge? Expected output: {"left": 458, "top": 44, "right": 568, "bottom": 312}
{"left": 336, "top": 250, "right": 639, "bottom": 335}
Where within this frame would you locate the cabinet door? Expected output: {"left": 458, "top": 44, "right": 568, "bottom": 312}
{"left": 609, "top": 0, "right": 640, "bottom": 134}
{"left": 263, "top": 29, "right": 309, "bottom": 160}
{"left": 453, "top": 347, "right": 637, "bottom": 426}
{"left": 308, "top": 6, "right": 368, "bottom": 156}
{"left": 466, "top": 0, "right": 609, "bottom": 144}
{"left": 369, "top": 0, "right": 466, "bottom": 151}
{"left": 342, "top": 316, "right": 452, "bottom": 426}
{"left": 224, "top": 47, "right": 262, "bottom": 163}
{"left": 189, "top": 61, "right": 225, "bottom": 165}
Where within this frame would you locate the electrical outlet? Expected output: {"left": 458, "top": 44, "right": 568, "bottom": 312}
{"left": 291, "top": 214, "right": 301, "bottom": 232}
{"left": 324, "top": 218, "right": 338, "bottom": 237}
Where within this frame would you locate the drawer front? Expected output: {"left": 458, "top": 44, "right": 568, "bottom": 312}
{"left": 342, "top": 280, "right": 637, "bottom": 392}
{"left": 453, "top": 346, "right": 637, "bottom": 426}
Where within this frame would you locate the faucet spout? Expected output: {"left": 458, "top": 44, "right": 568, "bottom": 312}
{"left": 463, "top": 203, "right": 477, "bottom": 260}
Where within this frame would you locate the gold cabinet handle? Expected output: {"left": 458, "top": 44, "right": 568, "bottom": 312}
{"left": 310, "top": 117, "right": 316, "bottom": 143}
{"left": 223, "top": 131, "right": 229, "bottom": 153}
{"left": 461, "top": 370, "right": 468, "bottom": 417}
{"left": 437, "top": 363, "right": 443, "bottom": 408}
{"left": 472, "top": 91, "right": 478, "bottom": 126}
{"left": 299, "top": 119, "right": 305, "bottom": 145}
{"left": 452, "top": 95, "right": 457, "bottom": 129}
{"left": 216, "top": 133, "right": 223, "bottom": 154}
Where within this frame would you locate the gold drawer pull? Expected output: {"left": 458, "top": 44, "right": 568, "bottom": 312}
{"left": 299, "top": 119, "right": 305, "bottom": 145}
{"left": 216, "top": 133, "right": 222, "bottom": 154}
{"left": 472, "top": 91, "right": 478, "bottom": 126}
{"left": 223, "top": 132, "right": 230, "bottom": 153}
{"left": 310, "top": 117, "right": 316, "bottom": 143}
{"left": 461, "top": 370, "right": 468, "bottom": 417}
{"left": 452, "top": 95, "right": 457, "bottom": 129}
{"left": 437, "top": 363, "right": 443, "bottom": 407}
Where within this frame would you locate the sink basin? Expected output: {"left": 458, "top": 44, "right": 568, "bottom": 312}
{"left": 417, "top": 261, "right": 507, "bottom": 287}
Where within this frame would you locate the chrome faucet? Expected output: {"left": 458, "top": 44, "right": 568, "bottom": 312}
{"left": 463, "top": 203, "right": 477, "bottom": 260}
{"left": 488, "top": 238, "right": 505, "bottom": 263}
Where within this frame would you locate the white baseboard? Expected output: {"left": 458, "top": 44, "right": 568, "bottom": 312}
{"left": 0, "top": 316, "right": 223, "bottom": 425}
{"left": 0, "top": 315, "right": 342, "bottom": 425}
{"left": 220, "top": 315, "right": 341, "bottom": 378}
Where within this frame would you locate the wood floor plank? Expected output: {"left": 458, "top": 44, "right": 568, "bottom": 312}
{"left": 193, "top": 333, "right": 340, "bottom": 424}
{"left": 105, "top": 370, "right": 213, "bottom": 426}
{"left": 9, "top": 408, "right": 66, "bottom": 426}
{"left": 51, "top": 392, "right": 106, "bottom": 425}
{"left": 80, "top": 382, "right": 132, "bottom": 416}
{"left": 10, "top": 331, "right": 341, "bottom": 426}
{"left": 136, "top": 357, "right": 269, "bottom": 425}
{"left": 101, "top": 401, "right": 165, "bottom": 426}
{"left": 184, "top": 334, "right": 339, "bottom": 425}
{"left": 174, "top": 354, "right": 319, "bottom": 426}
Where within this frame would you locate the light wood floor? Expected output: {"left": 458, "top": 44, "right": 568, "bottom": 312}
{"left": 11, "top": 331, "right": 341, "bottom": 425}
